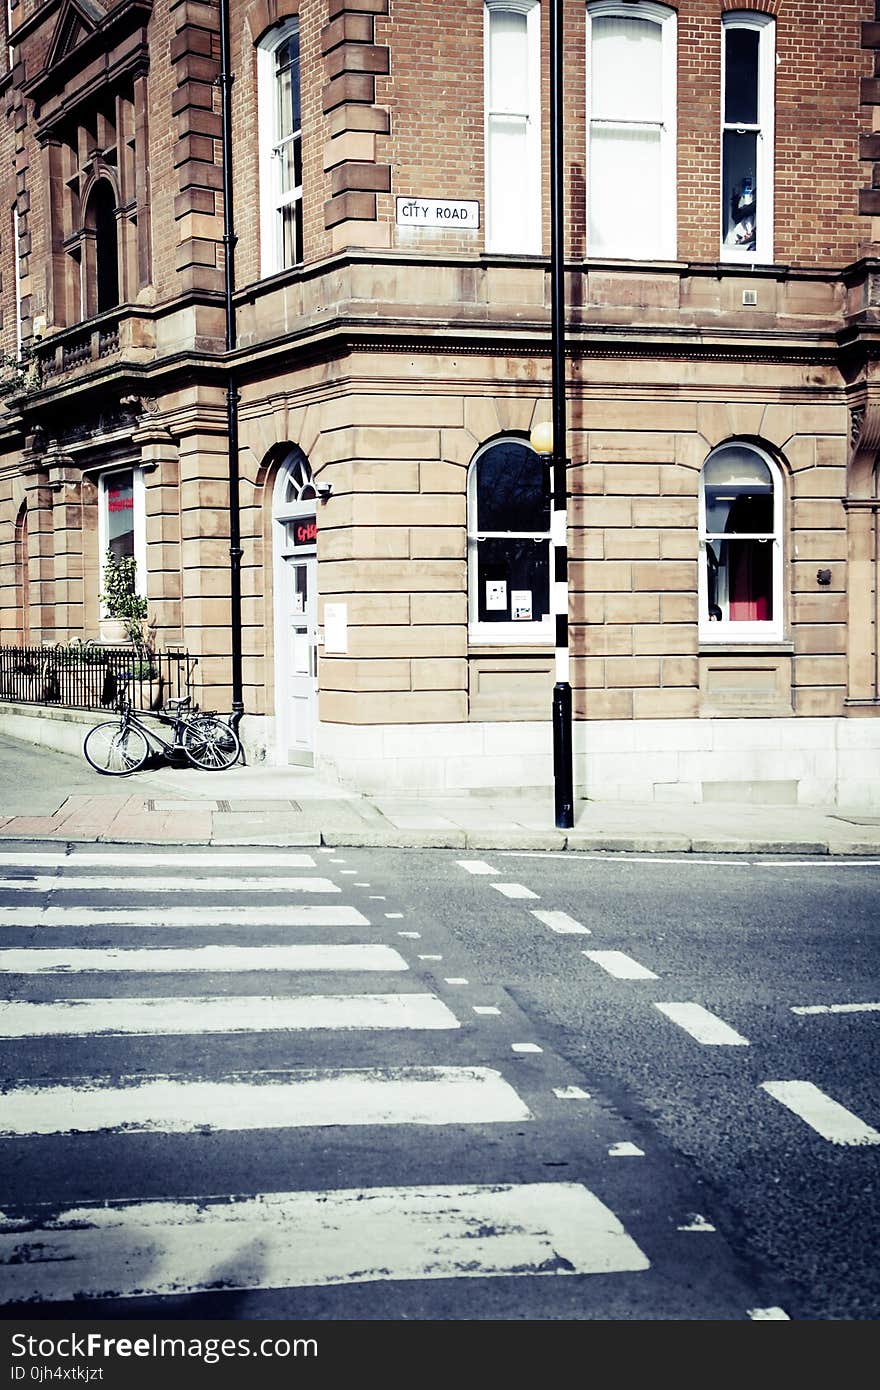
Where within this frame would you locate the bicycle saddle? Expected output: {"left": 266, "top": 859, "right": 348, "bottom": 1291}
{"left": 165, "top": 696, "right": 191, "bottom": 709}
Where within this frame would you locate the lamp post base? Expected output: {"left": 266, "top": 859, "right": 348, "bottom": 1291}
{"left": 553, "top": 680, "right": 574, "bottom": 829}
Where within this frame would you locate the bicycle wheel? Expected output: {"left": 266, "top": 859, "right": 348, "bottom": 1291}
{"left": 83, "top": 720, "right": 150, "bottom": 776}
{"left": 181, "top": 715, "right": 241, "bottom": 770}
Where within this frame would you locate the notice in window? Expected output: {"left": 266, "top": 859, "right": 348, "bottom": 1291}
{"left": 486, "top": 580, "right": 507, "bottom": 612}
{"left": 323, "top": 602, "right": 348, "bottom": 654}
{"left": 511, "top": 590, "right": 532, "bottom": 621}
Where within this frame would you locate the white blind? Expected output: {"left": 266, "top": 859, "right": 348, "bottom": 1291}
{"left": 489, "top": 11, "right": 528, "bottom": 113}
{"left": 591, "top": 16, "right": 662, "bottom": 122}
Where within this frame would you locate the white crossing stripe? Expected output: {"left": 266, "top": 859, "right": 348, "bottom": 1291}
{"left": 760, "top": 1081, "right": 880, "bottom": 1146}
{"left": 0, "top": 1182, "right": 650, "bottom": 1303}
{"left": 553, "top": 1086, "right": 590, "bottom": 1100}
{"left": 531, "top": 909, "right": 590, "bottom": 935}
{"left": 512, "top": 1043, "right": 542, "bottom": 1054}
{"left": 0, "top": 876, "right": 339, "bottom": 895}
{"left": 491, "top": 883, "right": 539, "bottom": 900}
{"left": 0, "top": 906, "right": 370, "bottom": 929}
{"left": 0, "top": 1066, "right": 532, "bottom": 1137}
{"left": 791, "top": 1002, "right": 880, "bottom": 1016}
{"left": 456, "top": 860, "right": 500, "bottom": 876}
{"left": 654, "top": 1002, "right": 749, "bottom": 1046}
{"left": 582, "top": 951, "right": 658, "bottom": 981}
{"left": 609, "top": 1143, "right": 645, "bottom": 1158}
{"left": 0, "top": 993, "right": 461, "bottom": 1039}
{"left": 0, "top": 853, "right": 317, "bottom": 870}
{"left": 0, "top": 944, "right": 409, "bottom": 975}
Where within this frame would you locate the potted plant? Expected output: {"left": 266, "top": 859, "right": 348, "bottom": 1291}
{"left": 99, "top": 550, "right": 148, "bottom": 644}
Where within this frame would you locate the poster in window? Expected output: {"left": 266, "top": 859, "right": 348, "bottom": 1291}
{"left": 486, "top": 579, "right": 507, "bottom": 612}
{"left": 511, "top": 590, "right": 532, "bottom": 621}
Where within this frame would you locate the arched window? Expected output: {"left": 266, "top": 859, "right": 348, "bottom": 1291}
{"left": 699, "top": 441, "right": 783, "bottom": 641}
{"left": 83, "top": 179, "right": 120, "bottom": 318}
{"left": 257, "top": 17, "right": 303, "bottom": 276}
{"left": 14, "top": 502, "right": 29, "bottom": 644}
{"left": 586, "top": 2, "right": 677, "bottom": 260}
{"left": 468, "top": 437, "right": 552, "bottom": 643}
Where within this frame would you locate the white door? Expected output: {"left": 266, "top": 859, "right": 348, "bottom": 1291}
{"left": 282, "top": 552, "right": 317, "bottom": 764}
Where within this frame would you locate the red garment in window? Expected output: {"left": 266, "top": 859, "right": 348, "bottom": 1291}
{"left": 728, "top": 542, "right": 771, "bottom": 620}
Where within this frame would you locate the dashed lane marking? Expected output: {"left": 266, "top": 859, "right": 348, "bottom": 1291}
{"left": 490, "top": 883, "right": 539, "bottom": 901}
{"left": 654, "top": 1002, "right": 750, "bottom": 1046}
{"left": 531, "top": 909, "right": 590, "bottom": 935}
{"left": 747, "top": 1308, "right": 790, "bottom": 1321}
{"left": 553, "top": 1086, "right": 590, "bottom": 1100}
{"left": 473, "top": 1006, "right": 501, "bottom": 1016}
{"left": 456, "top": 860, "right": 500, "bottom": 875}
{"left": 582, "top": 950, "right": 658, "bottom": 981}
{"left": 0, "top": 1182, "right": 650, "bottom": 1304}
{"left": 760, "top": 1081, "right": 880, "bottom": 1146}
{"left": 512, "top": 1043, "right": 543, "bottom": 1054}
{"left": 791, "top": 1001, "right": 880, "bottom": 1016}
{"left": 609, "top": 1143, "right": 645, "bottom": 1158}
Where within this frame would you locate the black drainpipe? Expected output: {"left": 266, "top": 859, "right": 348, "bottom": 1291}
{"left": 218, "top": 0, "right": 244, "bottom": 732}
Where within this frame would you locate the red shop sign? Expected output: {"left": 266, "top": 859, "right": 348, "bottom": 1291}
{"left": 293, "top": 517, "right": 317, "bottom": 547}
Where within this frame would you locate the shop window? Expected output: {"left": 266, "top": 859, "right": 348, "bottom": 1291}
{"left": 484, "top": 0, "right": 541, "bottom": 254}
{"left": 699, "top": 441, "right": 783, "bottom": 642}
{"left": 468, "top": 438, "right": 552, "bottom": 644}
{"left": 721, "top": 12, "right": 774, "bottom": 263}
{"left": 257, "top": 17, "right": 303, "bottom": 277}
{"left": 98, "top": 467, "right": 146, "bottom": 598}
{"left": 586, "top": 2, "right": 677, "bottom": 260}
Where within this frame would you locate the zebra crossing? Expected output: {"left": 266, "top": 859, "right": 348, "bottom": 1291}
{"left": 0, "top": 846, "right": 656, "bottom": 1314}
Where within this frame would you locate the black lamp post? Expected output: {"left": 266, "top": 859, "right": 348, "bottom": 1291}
{"left": 531, "top": 0, "right": 573, "bottom": 830}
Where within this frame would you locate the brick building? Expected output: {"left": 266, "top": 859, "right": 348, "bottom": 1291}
{"left": 2, "top": 0, "right": 880, "bottom": 806}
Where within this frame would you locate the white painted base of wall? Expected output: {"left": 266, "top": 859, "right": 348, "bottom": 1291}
{"left": 314, "top": 716, "right": 880, "bottom": 809}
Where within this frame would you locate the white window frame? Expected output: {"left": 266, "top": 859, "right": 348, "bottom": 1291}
{"left": 467, "top": 438, "right": 553, "bottom": 646}
{"left": 698, "top": 441, "right": 783, "bottom": 644}
{"left": 257, "top": 17, "right": 302, "bottom": 278}
{"left": 586, "top": 1, "right": 677, "bottom": 262}
{"left": 97, "top": 466, "right": 146, "bottom": 611}
{"left": 484, "top": 0, "right": 541, "bottom": 254}
{"left": 721, "top": 11, "right": 775, "bottom": 265}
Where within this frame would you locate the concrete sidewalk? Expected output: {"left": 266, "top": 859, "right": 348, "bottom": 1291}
{"left": 1, "top": 731, "right": 879, "bottom": 854}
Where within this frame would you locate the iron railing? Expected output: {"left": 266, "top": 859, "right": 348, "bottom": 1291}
{"left": 0, "top": 645, "right": 196, "bottom": 713}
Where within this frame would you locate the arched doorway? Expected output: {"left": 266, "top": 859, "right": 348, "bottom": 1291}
{"left": 272, "top": 448, "right": 318, "bottom": 764}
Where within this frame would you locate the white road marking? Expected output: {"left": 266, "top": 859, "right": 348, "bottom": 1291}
{"left": 369, "top": 895, "right": 386, "bottom": 900}
{"left": 760, "top": 1081, "right": 880, "bottom": 1145}
{"left": 0, "top": 1066, "right": 532, "bottom": 1137}
{"left": 747, "top": 1307, "right": 790, "bottom": 1320}
{"left": 608, "top": 1143, "right": 645, "bottom": 1157}
{"left": 444, "top": 978, "right": 469, "bottom": 985}
{"left": 397, "top": 932, "right": 420, "bottom": 939}
{"left": 354, "top": 883, "right": 370, "bottom": 887}
{"left": 0, "top": 945, "right": 408, "bottom": 975}
{"left": 0, "top": 1182, "right": 650, "bottom": 1303}
{"left": 456, "top": 860, "right": 500, "bottom": 876}
{"left": 0, "top": 906, "right": 370, "bottom": 929}
{"left": 418, "top": 955, "right": 443, "bottom": 962}
{"left": 0, "top": 993, "right": 461, "bottom": 1039}
{"left": 0, "top": 853, "right": 318, "bottom": 869}
{"left": 491, "top": 883, "right": 539, "bottom": 900}
{"left": 791, "top": 1002, "right": 880, "bottom": 1016}
{"left": 511, "top": 1043, "right": 542, "bottom": 1054}
{"left": 503, "top": 852, "right": 880, "bottom": 868}
{"left": 531, "top": 909, "right": 590, "bottom": 935}
{"left": 340, "top": 870, "right": 357, "bottom": 875}
{"left": 654, "top": 1002, "right": 749, "bottom": 1046}
{"left": 473, "top": 1006, "right": 501, "bottom": 1016}
{"left": 0, "top": 876, "right": 339, "bottom": 895}
{"left": 677, "top": 1215, "right": 716, "bottom": 1232}
{"left": 582, "top": 951, "right": 658, "bottom": 981}
{"left": 385, "top": 912, "right": 404, "bottom": 919}
{"left": 553, "top": 1086, "right": 590, "bottom": 1100}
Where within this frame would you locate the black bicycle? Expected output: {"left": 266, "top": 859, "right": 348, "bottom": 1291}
{"left": 83, "top": 682, "right": 242, "bottom": 776}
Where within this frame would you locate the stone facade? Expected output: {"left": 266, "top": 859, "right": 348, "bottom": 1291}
{"left": 2, "top": 0, "right": 880, "bottom": 805}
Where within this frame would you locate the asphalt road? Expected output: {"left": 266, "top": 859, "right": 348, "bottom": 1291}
{"left": 0, "top": 841, "right": 876, "bottom": 1321}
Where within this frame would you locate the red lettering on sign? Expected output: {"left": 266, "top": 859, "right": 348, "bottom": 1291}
{"left": 294, "top": 519, "right": 317, "bottom": 546}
